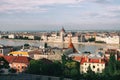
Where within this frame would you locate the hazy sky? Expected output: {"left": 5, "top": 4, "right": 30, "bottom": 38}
{"left": 0, "top": 0, "right": 120, "bottom": 31}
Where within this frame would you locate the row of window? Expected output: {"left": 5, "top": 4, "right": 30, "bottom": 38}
{"left": 84, "top": 63, "right": 104, "bottom": 67}
{"left": 81, "top": 66, "right": 102, "bottom": 73}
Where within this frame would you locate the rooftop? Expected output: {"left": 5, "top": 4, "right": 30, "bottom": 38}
{"left": 4, "top": 56, "right": 30, "bottom": 64}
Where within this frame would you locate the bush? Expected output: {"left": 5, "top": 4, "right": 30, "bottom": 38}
{"left": 9, "top": 68, "right": 17, "bottom": 73}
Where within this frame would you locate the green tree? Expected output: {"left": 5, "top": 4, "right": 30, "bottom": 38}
{"left": 103, "top": 53, "right": 117, "bottom": 76}
{"left": 88, "top": 38, "right": 95, "bottom": 42}
{"left": 9, "top": 68, "right": 17, "bottom": 73}
{"left": 34, "top": 36, "right": 41, "bottom": 40}
{"left": 63, "top": 59, "right": 80, "bottom": 79}
{"left": 26, "top": 60, "right": 40, "bottom": 74}
{"left": 44, "top": 42, "right": 47, "bottom": 48}
{"left": 108, "top": 53, "right": 116, "bottom": 75}
{"left": 87, "top": 66, "right": 95, "bottom": 75}
{"left": 83, "top": 66, "right": 96, "bottom": 80}
{"left": 0, "top": 57, "right": 9, "bottom": 69}
{"left": 26, "top": 59, "right": 63, "bottom": 76}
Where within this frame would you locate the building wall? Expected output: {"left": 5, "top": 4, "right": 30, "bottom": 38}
{"left": 80, "top": 62, "right": 105, "bottom": 73}
{"left": 10, "top": 63, "right": 28, "bottom": 72}
{"left": 105, "top": 36, "right": 119, "bottom": 44}
{"left": 8, "top": 52, "right": 29, "bottom": 57}
{"left": 0, "top": 48, "right": 11, "bottom": 55}
{"left": 28, "top": 35, "right": 35, "bottom": 40}
{"left": 41, "top": 35, "right": 48, "bottom": 42}
{"left": 8, "top": 34, "right": 15, "bottom": 39}
{"left": 96, "top": 36, "right": 120, "bottom": 44}
{"left": 33, "top": 54, "right": 48, "bottom": 60}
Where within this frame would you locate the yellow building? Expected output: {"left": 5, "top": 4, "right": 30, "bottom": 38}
{"left": 8, "top": 51, "right": 29, "bottom": 57}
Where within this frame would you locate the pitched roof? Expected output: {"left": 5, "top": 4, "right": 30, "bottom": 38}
{"left": 80, "top": 57, "right": 105, "bottom": 64}
{"left": 68, "top": 36, "right": 78, "bottom": 53}
{"left": 9, "top": 51, "right": 29, "bottom": 56}
{"left": 4, "top": 56, "right": 16, "bottom": 63}
{"left": 28, "top": 50, "right": 42, "bottom": 55}
{"left": 13, "top": 56, "right": 30, "bottom": 64}
{"left": 4, "top": 56, "right": 30, "bottom": 64}
{"left": 40, "top": 58, "right": 53, "bottom": 64}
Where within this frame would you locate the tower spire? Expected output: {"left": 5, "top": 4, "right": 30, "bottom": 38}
{"left": 68, "top": 36, "right": 78, "bottom": 53}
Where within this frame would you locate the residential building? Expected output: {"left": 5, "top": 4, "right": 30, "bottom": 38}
{"left": 4, "top": 56, "right": 31, "bottom": 72}
{"left": 80, "top": 53, "right": 105, "bottom": 73}
{"left": 105, "top": 49, "right": 120, "bottom": 60}
{"left": 0, "top": 44, "right": 12, "bottom": 55}
{"left": 8, "top": 50, "right": 31, "bottom": 57}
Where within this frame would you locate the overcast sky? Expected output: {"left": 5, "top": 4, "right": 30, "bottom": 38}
{"left": 0, "top": 0, "right": 120, "bottom": 31}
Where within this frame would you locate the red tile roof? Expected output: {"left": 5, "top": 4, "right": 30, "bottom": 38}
{"left": 4, "top": 56, "right": 16, "bottom": 63}
{"left": 80, "top": 57, "right": 105, "bottom": 64}
{"left": 80, "top": 57, "right": 88, "bottom": 64}
{"left": 4, "top": 56, "right": 30, "bottom": 64}
{"left": 68, "top": 36, "right": 78, "bottom": 53}
{"left": 73, "top": 56, "right": 82, "bottom": 61}
{"left": 13, "top": 56, "right": 30, "bottom": 64}
{"left": 89, "top": 59, "right": 100, "bottom": 63}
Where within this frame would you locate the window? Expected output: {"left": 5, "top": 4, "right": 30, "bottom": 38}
{"left": 97, "top": 68, "right": 100, "bottom": 72}
{"left": 0, "top": 50, "right": 2, "bottom": 53}
{"left": 18, "top": 66, "right": 20, "bottom": 68}
{"left": 93, "top": 65, "right": 95, "bottom": 68}
{"left": 97, "top": 64, "right": 99, "bottom": 66}
{"left": 81, "top": 66, "right": 83, "bottom": 69}
{"left": 22, "top": 66, "right": 24, "bottom": 69}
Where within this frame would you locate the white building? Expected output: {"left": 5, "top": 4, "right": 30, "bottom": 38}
{"left": 96, "top": 35, "right": 120, "bottom": 44}
{"left": 8, "top": 34, "right": 16, "bottom": 39}
{"left": 41, "top": 28, "right": 81, "bottom": 43}
{"left": 80, "top": 54, "right": 105, "bottom": 73}
{"left": 28, "top": 35, "right": 35, "bottom": 40}
{"left": 80, "top": 61, "right": 105, "bottom": 73}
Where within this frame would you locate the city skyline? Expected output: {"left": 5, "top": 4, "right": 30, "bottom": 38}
{"left": 0, "top": 0, "right": 120, "bottom": 31}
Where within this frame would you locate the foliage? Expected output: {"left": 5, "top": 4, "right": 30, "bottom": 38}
{"left": 0, "top": 57, "right": 9, "bottom": 69}
{"left": 24, "top": 43, "right": 30, "bottom": 47}
{"left": 44, "top": 42, "right": 47, "bottom": 48}
{"left": 34, "top": 36, "right": 41, "bottom": 40}
{"left": 1, "top": 36, "right": 8, "bottom": 39}
{"left": 24, "top": 43, "right": 30, "bottom": 49}
{"left": 88, "top": 38, "right": 95, "bottom": 42}
{"left": 87, "top": 66, "right": 95, "bottom": 75}
{"left": 26, "top": 59, "right": 63, "bottom": 76}
{"left": 62, "top": 55, "right": 80, "bottom": 79}
{"left": 26, "top": 53, "right": 120, "bottom": 80}
{"left": 26, "top": 55, "right": 80, "bottom": 79}
{"left": 9, "top": 68, "right": 17, "bottom": 73}
{"left": 103, "top": 53, "right": 117, "bottom": 75}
